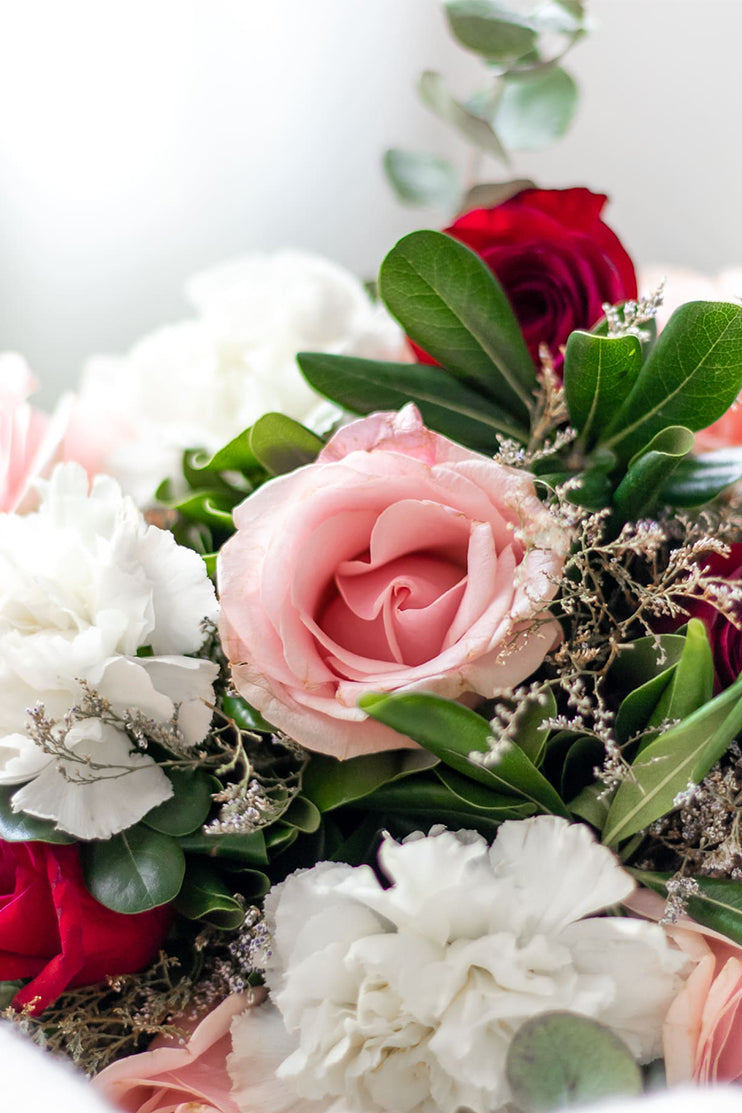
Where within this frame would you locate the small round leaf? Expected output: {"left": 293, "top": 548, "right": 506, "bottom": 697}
{"left": 82, "top": 826, "right": 185, "bottom": 913}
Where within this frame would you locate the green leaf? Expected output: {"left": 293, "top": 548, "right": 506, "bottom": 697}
{"left": 445, "top": 1, "right": 537, "bottom": 62}
{"left": 662, "top": 447, "right": 742, "bottom": 507}
{"left": 297, "top": 352, "right": 526, "bottom": 448}
{"left": 494, "top": 67, "right": 578, "bottom": 150}
{"left": 615, "top": 668, "right": 676, "bottom": 746}
{"left": 500, "top": 686, "right": 557, "bottom": 766}
{"left": 608, "top": 634, "right": 687, "bottom": 694}
{"left": 562, "top": 332, "right": 643, "bottom": 449}
{"left": 248, "top": 413, "right": 324, "bottom": 476}
{"left": 0, "top": 982, "right": 23, "bottom": 1009}
{"left": 460, "top": 178, "right": 535, "bottom": 212}
{"left": 419, "top": 70, "right": 508, "bottom": 161}
{"left": 378, "top": 230, "right": 537, "bottom": 421}
{"left": 603, "top": 672, "right": 742, "bottom": 846}
{"left": 221, "top": 695, "right": 274, "bottom": 734}
{"left": 302, "top": 749, "right": 438, "bottom": 813}
{"left": 361, "top": 773, "right": 531, "bottom": 834}
{"left": 506, "top": 1011, "right": 641, "bottom": 1112}
{"left": 177, "top": 829, "right": 269, "bottom": 867}
{"left": 280, "top": 797, "right": 322, "bottom": 834}
{"left": 176, "top": 860, "right": 248, "bottom": 929}
{"left": 0, "top": 787, "right": 75, "bottom": 844}
{"left": 186, "top": 427, "right": 261, "bottom": 476}
{"left": 632, "top": 870, "right": 742, "bottom": 947}
{"left": 82, "top": 826, "right": 185, "bottom": 913}
{"left": 435, "top": 764, "right": 539, "bottom": 816}
{"left": 383, "top": 149, "right": 461, "bottom": 208}
{"left": 612, "top": 425, "right": 695, "bottom": 520}
{"left": 569, "top": 781, "right": 611, "bottom": 830}
{"left": 173, "top": 491, "right": 235, "bottom": 529}
{"left": 359, "top": 692, "right": 569, "bottom": 817}
{"left": 601, "top": 301, "right": 742, "bottom": 461}
{"left": 142, "top": 768, "right": 215, "bottom": 837}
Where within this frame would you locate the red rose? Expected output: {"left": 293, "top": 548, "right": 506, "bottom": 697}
{"left": 0, "top": 840, "right": 172, "bottom": 1014}
{"left": 686, "top": 544, "right": 742, "bottom": 691}
{"left": 422, "top": 188, "right": 637, "bottom": 372}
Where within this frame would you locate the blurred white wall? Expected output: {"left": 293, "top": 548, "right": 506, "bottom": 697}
{"left": 0, "top": 0, "right": 740, "bottom": 402}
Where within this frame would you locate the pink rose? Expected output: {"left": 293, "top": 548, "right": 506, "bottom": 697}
{"left": 628, "top": 888, "right": 742, "bottom": 1084}
{"left": 218, "top": 404, "right": 569, "bottom": 758}
{"left": 0, "top": 355, "right": 70, "bottom": 513}
{"left": 93, "top": 991, "right": 263, "bottom": 1113}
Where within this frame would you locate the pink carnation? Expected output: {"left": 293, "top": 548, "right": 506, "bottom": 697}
{"left": 218, "top": 404, "right": 569, "bottom": 759}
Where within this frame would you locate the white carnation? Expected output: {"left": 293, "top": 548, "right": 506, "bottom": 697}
{"left": 262, "top": 817, "right": 688, "bottom": 1113}
{"left": 76, "top": 251, "right": 407, "bottom": 505}
{"left": 0, "top": 462, "right": 219, "bottom": 839}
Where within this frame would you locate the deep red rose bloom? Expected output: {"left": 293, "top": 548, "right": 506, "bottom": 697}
{"left": 421, "top": 187, "right": 637, "bottom": 372}
{"left": 686, "top": 544, "right": 742, "bottom": 690}
{"left": 0, "top": 840, "right": 172, "bottom": 1014}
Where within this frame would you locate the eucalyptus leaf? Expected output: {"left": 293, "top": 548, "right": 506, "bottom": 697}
{"left": 359, "top": 692, "right": 569, "bottom": 816}
{"left": 176, "top": 860, "right": 247, "bottom": 929}
{"left": 383, "top": 149, "right": 461, "bottom": 207}
{"left": 506, "top": 1011, "right": 641, "bottom": 1112}
{"left": 601, "top": 301, "right": 742, "bottom": 461}
{"left": 445, "top": 1, "right": 537, "bottom": 62}
{"left": 248, "top": 413, "right": 324, "bottom": 476}
{"left": 460, "top": 178, "right": 535, "bottom": 212}
{"left": 0, "top": 786, "right": 75, "bottom": 844}
{"left": 302, "top": 750, "right": 438, "bottom": 813}
{"left": 297, "top": 352, "right": 526, "bottom": 448}
{"left": 662, "top": 447, "right": 742, "bottom": 507}
{"left": 563, "top": 332, "right": 643, "bottom": 449}
{"left": 632, "top": 869, "right": 742, "bottom": 947}
{"left": 494, "top": 67, "right": 578, "bottom": 150}
{"left": 603, "top": 671, "right": 742, "bottom": 846}
{"left": 82, "top": 826, "right": 185, "bottom": 913}
{"left": 419, "top": 71, "right": 508, "bottom": 161}
{"left": 142, "top": 768, "right": 215, "bottom": 837}
{"left": 378, "top": 230, "right": 537, "bottom": 421}
{"left": 611, "top": 425, "right": 695, "bottom": 521}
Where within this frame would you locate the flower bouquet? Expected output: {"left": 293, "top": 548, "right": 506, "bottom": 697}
{"left": 6, "top": 4, "right": 742, "bottom": 1111}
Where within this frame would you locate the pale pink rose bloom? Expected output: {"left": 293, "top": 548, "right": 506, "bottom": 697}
{"left": 93, "top": 992, "right": 261, "bottom": 1113}
{"left": 0, "top": 354, "right": 74, "bottom": 513}
{"left": 218, "top": 404, "right": 570, "bottom": 759}
{"left": 627, "top": 887, "right": 742, "bottom": 1085}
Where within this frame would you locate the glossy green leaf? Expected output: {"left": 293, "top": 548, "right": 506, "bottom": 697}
{"left": 383, "top": 148, "right": 461, "bottom": 207}
{"left": 361, "top": 773, "right": 531, "bottom": 834}
{"left": 173, "top": 491, "right": 235, "bottom": 529}
{"left": 248, "top": 413, "right": 324, "bottom": 476}
{"left": 280, "top": 797, "right": 322, "bottom": 834}
{"left": 178, "top": 829, "right": 269, "bottom": 867}
{"left": 563, "top": 332, "right": 643, "bottom": 448}
{"left": 378, "top": 230, "right": 537, "bottom": 421}
{"left": 187, "top": 428, "right": 261, "bottom": 476}
{"left": 359, "top": 692, "right": 569, "bottom": 816}
{"left": 176, "top": 860, "right": 247, "bottom": 929}
{"left": 82, "top": 826, "right": 185, "bottom": 913}
{"left": 0, "top": 787, "right": 75, "bottom": 844}
{"left": 445, "top": 1, "right": 537, "bottom": 61}
{"left": 601, "top": 301, "right": 742, "bottom": 461}
{"left": 506, "top": 1012, "right": 641, "bottom": 1112}
{"left": 662, "top": 447, "right": 742, "bottom": 507}
{"left": 502, "top": 686, "right": 557, "bottom": 766}
{"left": 436, "top": 765, "right": 539, "bottom": 816}
{"left": 633, "top": 870, "right": 742, "bottom": 947}
{"left": 568, "top": 781, "right": 611, "bottom": 831}
{"left": 494, "top": 67, "right": 578, "bottom": 150}
{"left": 612, "top": 425, "right": 695, "bottom": 520}
{"left": 603, "top": 672, "right": 742, "bottom": 846}
{"left": 297, "top": 352, "right": 526, "bottom": 448}
{"left": 302, "top": 749, "right": 437, "bottom": 813}
{"left": 609, "top": 634, "right": 687, "bottom": 693}
{"left": 419, "top": 70, "right": 508, "bottom": 161}
{"left": 614, "top": 668, "right": 676, "bottom": 746}
{"left": 142, "top": 769, "right": 215, "bottom": 837}
{"left": 221, "top": 694, "right": 275, "bottom": 734}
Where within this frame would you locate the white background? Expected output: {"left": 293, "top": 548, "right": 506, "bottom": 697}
{"left": 0, "top": 0, "right": 739, "bottom": 401}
